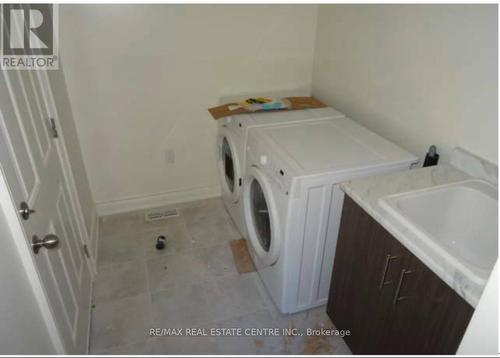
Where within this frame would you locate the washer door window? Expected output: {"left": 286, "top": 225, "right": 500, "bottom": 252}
{"left": 250, "top": 179, "right": 271, "bottom": 252}
{"left": 244, "top": 166, "right": 280, "bottom": 266}
{"left": 222, "top": 137, "right": 235, "bottom": 192}
{"left": 217, "top": 130, "right": 241, "bottom": 202}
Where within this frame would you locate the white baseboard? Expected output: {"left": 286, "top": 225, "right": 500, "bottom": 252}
{"left": 95, "top": 185, "right": 222, "bottom": 216}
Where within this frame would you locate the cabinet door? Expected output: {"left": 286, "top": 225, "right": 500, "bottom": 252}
{"left": 327, "top": 196, "right": 474, "bottom": 355}
{"left": 382, "top": 251, "right": 474, "bottom": 354}
{"left": 327, "top": 196, "right": 407, "bottom": 354}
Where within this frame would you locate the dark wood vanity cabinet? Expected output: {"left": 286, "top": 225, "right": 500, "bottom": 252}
{"left": 327, "top": 196, "right": 475, "bottom": 355}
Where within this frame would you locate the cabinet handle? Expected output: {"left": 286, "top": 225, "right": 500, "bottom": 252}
{"left": 379, "top": 254, "right": 398, "bottom": 289}
{"left": 393, "top": 269, "right": 414, "bottom": 305}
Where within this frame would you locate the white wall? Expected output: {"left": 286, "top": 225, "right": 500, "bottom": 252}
{"left": 312, "top": 5, "right": 498, "bottom": 164}
{"left": 60, "top": 4, "right": 318, "bottom": 214}
{"left": 0, "top": 185, "right": 56, "bottom": 354}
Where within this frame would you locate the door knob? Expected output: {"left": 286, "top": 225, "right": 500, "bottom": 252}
{"left": 32, "top": 234, "right": 59, "bottom": 254}
{"left": 19, "top": 201, "right": 35, "bottom": 220}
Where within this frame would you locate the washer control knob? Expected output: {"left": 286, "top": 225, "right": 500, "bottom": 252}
{"left": 260, "top": 155, "right": 268, "bottom": 166}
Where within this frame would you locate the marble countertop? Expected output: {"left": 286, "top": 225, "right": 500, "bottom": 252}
{"left": 340, "top": 165, "right": 485, "bottom": 308}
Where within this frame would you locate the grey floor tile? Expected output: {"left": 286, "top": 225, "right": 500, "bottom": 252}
{"left": 272, "top": 305, "right": 334, "bottom": 332}
{"left": 188, "top": 215, "right": 240, "bottom": 248}
{"left": 213, "top": 309, "right": 280, "bottom": 355}
{"left": 92, "top": 338, "right": 162, "bottom": 355}
{"left": 203, "top": 273, "right": 268, "bottom": 323}
{"left": 296, "top": 306, "right": 336, "bottom": 330}
{"left": 141, "top": 217, "right": 192, "bottom": 258}
{"left": 99, "top": 212, "right": 141, "bottom": 238}
{"left": 177, "top": 197, "right": 225, "bottom": 216}
{"left": 150, "top": 283, "right": 212, "bottom": 328}
{"left": 155, "top": 335, "right": 219, "bottom": 355}
{"left": 146, "top": 251, "right": 207, "bottom": 293}
{"left": 193, "top": 243, "right": 238, "bottom": 278}
{"left": 287, "top": 333, "right": 350, "bottom": 355}
{"left": 90, "top": 293, "right": 152, "bottom": 353}
{"left": 181, "top": 198, "right": 241, "bottom": 248}
{"left": 93, "top": 260, "right": 148, "bottom": 304}
{"left": 149, "top": 274, "right": 268, "bottom": 331}
{"left": 270, "top": 305, "right": 352, "bottom": 355}
{"left": 152, "top": 321, "right": 220, "bottom": 355}
{"left": 91, "top": 197, "right": 351, "bottom": 355}
{"left": 97, "top": 232, "right": 144, "bottom": 268}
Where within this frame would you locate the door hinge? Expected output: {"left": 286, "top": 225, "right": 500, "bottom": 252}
{"left": 49, "top": 117, "right": 59, "bottom": 138}
{"left": 83, "top": 244, "right": 91, "bottom": 259}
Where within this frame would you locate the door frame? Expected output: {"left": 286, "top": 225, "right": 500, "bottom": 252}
{"left": 0, "top": 170, "right": 66, "bottom": 354}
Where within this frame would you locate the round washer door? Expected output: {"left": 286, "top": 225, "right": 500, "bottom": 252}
{"left": 243, "top": 165, "right": 281, "bottom": 266}
{"left": 217, "top": 129, "right": 242, "bottom": 202}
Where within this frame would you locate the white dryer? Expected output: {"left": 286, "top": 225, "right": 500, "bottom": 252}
{"left": 216, "top": 107, "right": 345, "bottom": 238}
{"left": 243, "top": 117, "right": 418, "bottom": 313}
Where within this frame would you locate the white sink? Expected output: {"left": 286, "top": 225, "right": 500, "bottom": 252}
{"left": 379, "top": 179, "right": 498, "bottom": 286}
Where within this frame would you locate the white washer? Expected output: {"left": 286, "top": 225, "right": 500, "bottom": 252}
{"left": 216, "top": 107, "right": 345, "bottom": 238}
{"left": 243, "top": 117, "right": 418, "bottom": 314}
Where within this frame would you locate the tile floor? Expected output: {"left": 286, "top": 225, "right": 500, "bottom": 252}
{"left": 90, "top": 197, "right": 351, "bottom": 355}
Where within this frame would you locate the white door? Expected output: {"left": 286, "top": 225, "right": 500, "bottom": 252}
{"left": 0, "top": 69, "right": 91, "bottom": 354}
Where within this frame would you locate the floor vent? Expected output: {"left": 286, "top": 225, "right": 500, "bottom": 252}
{"left": 144, "top": 208, "right": 178, "bottom": 222}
